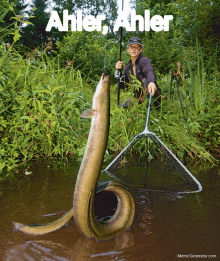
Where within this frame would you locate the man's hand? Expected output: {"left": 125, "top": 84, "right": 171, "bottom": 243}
{"left": 115, "top": 61, "right": 123, "bottom": 70}
{"left": 147, "top": 82, "right": 157, "bottom": 96}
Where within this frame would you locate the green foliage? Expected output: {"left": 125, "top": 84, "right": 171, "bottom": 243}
{"left": 126, "top": 0, "right": 220, "bottom": 75}
{"left": 53, "top": 0, "right": 118, "bottom": 29}
{"left": 106, "top": 41, "right": 219, "bottom": 165}
{"left": 0, "top": 0, "right": 220, "bottom": 183}
{"left": 173, "top": 0, "right": 220, "bottom": 52}
{"left": 55, "top": 30, "right": 119, "bottom": 80}
{"left": 0, "top": 41, "right": 219, "bottom": 182}
{"left": 0, "top": 1, "right": 34, "bottom": 49}
{"left": 108, "top": 83, "right": 217, "bottom": 164}
{"left": 0, "top": 49, "right": 94, "bottom": 178}
{"left": 20, "top": 0, "right": 51, "bottom": 48}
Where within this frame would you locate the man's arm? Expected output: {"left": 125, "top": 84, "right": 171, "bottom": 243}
{"left": 141, "top": 58, "right": 157, "bottom": 96}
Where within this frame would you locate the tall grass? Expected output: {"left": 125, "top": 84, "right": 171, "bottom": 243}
{"left": 109, "top": 85, "right": 216, "bottom": 164}
{"left": 108, "top": 41, "right": 219, "bottom": 164}
{"left": 0, "top": 42, "right": 219, "bottom": 181}
{"left": 0, "top": 48, "right": 94, "bottom": 179}
{"left": 178, "top": 40, "right": 220, "bottom": 156}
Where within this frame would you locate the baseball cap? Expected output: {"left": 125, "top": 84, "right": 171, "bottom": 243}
{"left": 127, "top": 37, "right": 143, "bottom": 47}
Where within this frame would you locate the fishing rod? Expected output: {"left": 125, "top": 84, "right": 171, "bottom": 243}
{"left": 118, "top": 27, "right": 123, "bottom": 105}
{"left": 117, "top": 0, "right": 124, "bottom": 106}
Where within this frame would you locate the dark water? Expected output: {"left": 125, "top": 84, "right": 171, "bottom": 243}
{"left": 0, "top": 159, "right": 219, "bottom": 261}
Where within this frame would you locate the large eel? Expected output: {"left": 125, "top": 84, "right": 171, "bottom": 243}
{"left": 13, "top": 73, "right": 135, "bottom": 240}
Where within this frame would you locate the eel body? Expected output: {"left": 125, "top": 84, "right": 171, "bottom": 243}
{"left": 13, "top": 74, "right": 135, "bottom": 240}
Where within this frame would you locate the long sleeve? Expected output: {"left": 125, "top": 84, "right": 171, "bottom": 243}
{"left": 140, "top": 57, "right": 156, "bottom": 87}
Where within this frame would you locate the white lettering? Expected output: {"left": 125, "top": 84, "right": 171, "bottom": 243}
{"left": 150, "top": 15, "right": 164, "bottom": 32}
{"left": 177, "top": 254, "right": 189, "bottom": 258}
{"left": 164, "top": 15, "right": 173, "bottom": 31}
{"left": 77, "top": 10, "right": 82, "bottom": 31}
{"left": 46, "top": 9, "right": 173, "bottom": 33}
{"left": 63, "top": 10, "right": 76, "bottom": 31}
{"left": 130, "top": 10, "right": 144, "bottom": 31}
{"left": 45, "top": 11, "right": 63, "bottom": 31}
{"left": 113, "top": 11, "right": 131, "bottom": 31}
{"left": 102, "top": 26, "right": 109, "bottom": 35}
{"left": 83, "top": 15, "right": 96, "bottom": 32}
{"left": 145, "top": 10, "right": 150, "bottom": 31}
{"left": 96, "top": 15, "right": 105, "bottom": 31}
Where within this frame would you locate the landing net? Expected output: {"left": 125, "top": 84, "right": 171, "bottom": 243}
{"left": 104, "top": 94, "right": 202, "bottom": 194}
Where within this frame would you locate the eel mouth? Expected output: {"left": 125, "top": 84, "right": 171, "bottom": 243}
{"left": 102, "top": 73, "right": 110, "bottom": 84}
{"left": 102, "top": 68, "right": 108, "bottom": 77}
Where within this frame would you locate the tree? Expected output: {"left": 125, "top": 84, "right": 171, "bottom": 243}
{"left": 20, "top": 0, "right": 51, "bottom": 49}
{"left": 125, "top": 0, "right": 220, "bottom": 75}
{"left": 0, "top": 0, "right": 27, "bottom": 44}
{"left": 52, "top": 0, "right": 118, "bottom": 32}
{"left": 55, "top": 30, "right": 119, "bottom": 80}
{"left": 173, "top": 0, "right": 220, "bottom": 51}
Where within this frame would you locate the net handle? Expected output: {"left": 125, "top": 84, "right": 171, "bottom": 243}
{"left": 143, "top": 93, "right": 152, "bottom": 133}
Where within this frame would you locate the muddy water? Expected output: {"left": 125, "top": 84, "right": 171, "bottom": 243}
{"left": 0, "top": 159, "right": 219, "bottom": 261}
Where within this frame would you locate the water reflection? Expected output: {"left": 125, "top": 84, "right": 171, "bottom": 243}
{"left": 0, "top": 160, "right": 219, "bottom": 260}
{"left": 4, "top": 240, "right": 70, "bottom": 261}
{"left": 138, "top": 206, "right": 153, "bottom": 236}
{"left": 70, "top": 231, "right": 134, "bottom": 260}
{"left": 4, "top": 231, "right": 134, "bottom": 261}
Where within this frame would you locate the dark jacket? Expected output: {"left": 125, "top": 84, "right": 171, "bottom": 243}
{"left": 119, "top": 54, "right": 158, "bottom": 98}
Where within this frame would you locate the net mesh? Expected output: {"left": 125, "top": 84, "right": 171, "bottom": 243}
{"left": 104, "top": 133, "right": 202, "bottom": 194}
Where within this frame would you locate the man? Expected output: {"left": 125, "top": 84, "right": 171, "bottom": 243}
{"left": 115, "top": 37, "right": 160, "bottom": 108}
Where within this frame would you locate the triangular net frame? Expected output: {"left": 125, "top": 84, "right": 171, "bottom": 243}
{"left": 104, "top": 94, "right": 202, "bottom": 194}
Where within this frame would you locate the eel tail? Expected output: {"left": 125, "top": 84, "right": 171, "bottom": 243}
{"left": 12, "top": 208, "right": 73, "bottom": 236}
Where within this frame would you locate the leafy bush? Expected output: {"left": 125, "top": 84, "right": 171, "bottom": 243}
{"left": 55, "top": 30, "right": 120, "bottom": 81}
{"left": 0, "top": 49, "right": 95, "bottom": 179}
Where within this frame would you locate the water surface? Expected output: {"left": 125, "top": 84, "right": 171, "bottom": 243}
{"left": 0, "top": 159, "right": 219, "bottom": 260}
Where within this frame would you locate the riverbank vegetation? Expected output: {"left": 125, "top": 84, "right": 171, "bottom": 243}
{"left": 0, "top": 0, "right": 219, "bottom": 181}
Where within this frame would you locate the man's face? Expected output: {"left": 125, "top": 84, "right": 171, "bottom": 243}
{"left": 127, "top": 44, "right": 143, "bottom": 58}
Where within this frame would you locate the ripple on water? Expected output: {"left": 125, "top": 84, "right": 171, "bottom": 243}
{"left": 0, "top": 160, "right": 220, "bottom": 260}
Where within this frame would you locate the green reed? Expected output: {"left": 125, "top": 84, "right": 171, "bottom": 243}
{"left": 108, "top": 40, "right": 219, "bottom": 164}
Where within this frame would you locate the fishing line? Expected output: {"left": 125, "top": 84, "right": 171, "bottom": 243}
{"left": 103, "top": 33, "right": 107, "bottom": 74}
